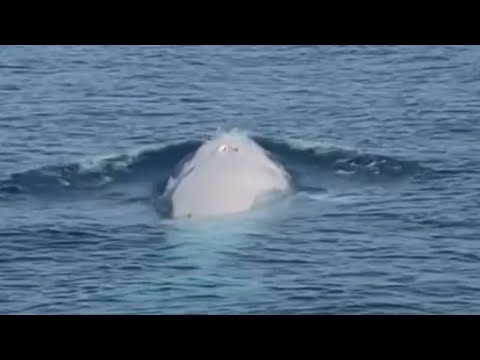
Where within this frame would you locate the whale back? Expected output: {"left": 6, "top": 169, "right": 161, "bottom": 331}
{"left": 169, "top": 132, "right": 290, "bottom": 218}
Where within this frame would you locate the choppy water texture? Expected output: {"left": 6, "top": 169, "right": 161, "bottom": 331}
{"left": 1, "top": 45, "right": 480, "bottom": 314}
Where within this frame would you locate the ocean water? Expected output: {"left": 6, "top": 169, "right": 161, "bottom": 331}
{"left": 1, "top": 45, "right": 480, "bottom": 314}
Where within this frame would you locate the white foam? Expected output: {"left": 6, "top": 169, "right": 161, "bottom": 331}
{"left": 281, "top": 136, "right": 359, "bottom": 155}
{"left": 75, "top": 143, "right": 168, "bottom": 174}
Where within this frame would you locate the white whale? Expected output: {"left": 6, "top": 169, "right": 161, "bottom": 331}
{"left": 166, "top": 131, "right": 291, "bottom": 219}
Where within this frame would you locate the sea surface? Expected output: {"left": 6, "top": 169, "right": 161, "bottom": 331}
{"left": 1, "top": 45, "right": 480, "bottom": 314}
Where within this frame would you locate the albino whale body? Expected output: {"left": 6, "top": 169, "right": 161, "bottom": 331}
{"left": 165, "top": 131, "right": 291, "bottom": 219}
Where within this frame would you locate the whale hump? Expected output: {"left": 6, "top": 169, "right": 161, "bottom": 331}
{"left": 167, "top": 131, "right": 291, "bottom": 219}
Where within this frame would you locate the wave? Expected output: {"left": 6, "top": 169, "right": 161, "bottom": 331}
{"left": 0, "top": 135, "right": 428, "bottom": 198}
{"left": 255, "top": 137, "right": 427, "bottom": 191}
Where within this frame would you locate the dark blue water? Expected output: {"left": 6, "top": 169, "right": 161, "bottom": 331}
{"left": 1, "top": 45, "right": 480, "bottom": 314}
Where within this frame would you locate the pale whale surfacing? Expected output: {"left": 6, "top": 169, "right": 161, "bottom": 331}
{"left": 165, "top": 131, "right": 291, "bottom": 219}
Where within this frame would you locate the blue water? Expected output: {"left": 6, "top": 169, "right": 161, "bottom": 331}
{"left": 1, "top": 45, "right": 480, "bottom": 314}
